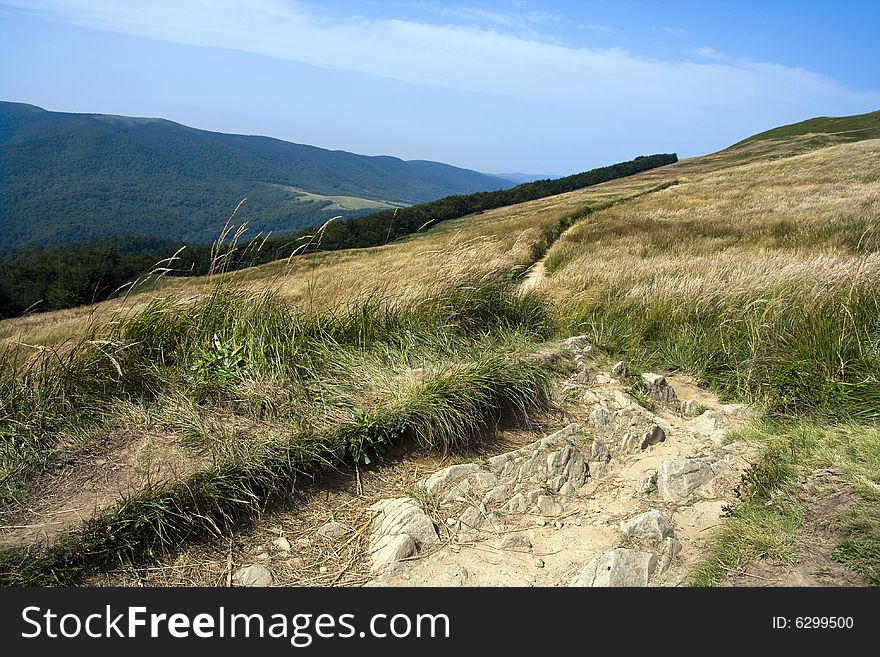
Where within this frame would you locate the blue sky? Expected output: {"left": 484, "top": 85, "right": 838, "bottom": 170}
{"left": 1, "top": 1, "right": 878, "bottom": 174}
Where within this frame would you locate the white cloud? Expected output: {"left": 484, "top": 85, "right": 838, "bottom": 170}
{"left": 3, "top": 0, "right": 877, "bottom": 124}
{"left": 691, "top": 46, "right": 725, "bottom": 60}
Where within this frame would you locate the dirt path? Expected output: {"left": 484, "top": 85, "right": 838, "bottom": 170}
{"left": 519, "top": 258, "right": 546, "bottom": 292}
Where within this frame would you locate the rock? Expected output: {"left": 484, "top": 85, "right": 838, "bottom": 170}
{"left": 680, "top": 399, "right": 701, "bottom": 417}
{"left": 640, "top": 372, "right": 677, "bottom": 403}
{"left": 233, "top": 564, "right": 273, "bottom": 587}
{"left": 271, "top": 537, "right": 292, "bottom": 552}
{"left": 594, "top": 373, "right": 612, "bottom": 384}
{"left": 640, "top": 424, "right": 666, "bottom": 449}
{"left": 553, "top": 520, "right": 564, "bottom": 529}
{"left": 590, "top": 437, "right": 611, "bottom": 462}
{"left": 255, "top": 552, "right": 270, "bottom": 561}
{"left": 370, "top": 534, "right": 416, "bottom": 573}
{"left": 454, "top": 566, "right": 469, "bottom": 581}
{"left": 546, "top": 444, "right": 588, "bottom": 489}
{"left": 572, "top": 369, "right": 590, "bottom": 385}
{"left": 535, "top": 558, "right": 545, "bottom": 568}
{"left": 459, "top": 505, "right": 485, "bottom": 530}
{"left": 422, "top": 464, "right": 482, "bottom": 496}
{"left": 369, "top": 498, "right": 439, "bottom": 548}
{"left": 296, "top": 538, "right": 311, "bottom": 548}
{"left": 559, "top": 482, "right": 576, "bottom": 496}
{"left": 583, "top": 390, "right": 602, "bottom": 404}
{"left": 446, "top": 517, "right": 457, "bottom": 526}
{"left": 535, "top": 517, "right": 547, "bottom": 527}
{"left": 619, "top": 510, "right": 675, "bottom": 545}
{"left": 659, "top": 537, "right": 682, "bottom": 574}
{"left": 611, "top": 361, "right": 628, "bottom": 377}
{"left": 496, "top": 532, "right": 533, "bottom": 551}
{"left": 319, "top": 566, "right": 328, "bottom": 574}
{"left": 569, "top": 548, "right": 657, "bottom": 587}
{"left": 472, "top": 471, "right": 498, "bottom": 493}
{"left": 483, "top": 483, "right": 511, "bottom": 505}
{"left": 503, "top": 493, "right": 528, "bottom": 513}
{"left": 612, "top": 390, "right": 635, "bottom": 408}
{"left": 562, "top": 335, "right": 591, "bottom": 353}
{"left": 316, "top": 521, "right": 350, "bottom": 540}
{"left": 638, "top": 472, "right": 657, "bottom": 494}
{"left": 533, "top": 495, "right": 564, "bottom": 516}
{"left": 656, "top": 456, "right": 722, "bottom": 503}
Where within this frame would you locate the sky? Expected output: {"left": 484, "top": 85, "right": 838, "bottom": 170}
{"left": 1, "top": 0, "right": 878, "bottom": 174}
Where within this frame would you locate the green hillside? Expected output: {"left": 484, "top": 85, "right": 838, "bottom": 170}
{"left": 0, "top": 102, "right": 512, "bottom": 248}
{"left": 732, "top": 109, "right": 880, "bottom": 147}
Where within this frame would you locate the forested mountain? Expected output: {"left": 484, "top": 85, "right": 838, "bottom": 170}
{"left": 0, "top": 101, "right": 513, "bottom": 248}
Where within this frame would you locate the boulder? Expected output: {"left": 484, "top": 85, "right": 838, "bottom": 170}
{"left": 656, "top": 456, "right": 722, "bottom": 503}
{"left": 619, "top": 510, "right": 674, "bottom": 545}
{"left": 569, "top": 548, "right": 657, "bottom": 587}
{"left": 233, "top": 564, "right": 273, "bottom": 587}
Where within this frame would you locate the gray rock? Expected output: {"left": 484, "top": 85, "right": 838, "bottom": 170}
{"left": 496, "top": 532, "right": 533, "bottom": 551}
{"left": 562, "top": 335, "right": 591, "bottom": 353}
{"left": 569, "top": 548, "right": 657, "bottom": 587}
{"left": 572, "top": 369, "right": 590, "bottom": 385}
{"left": 533, "top": 495, "right": 564, "bottom": 516}
{"left": 422, "top": 464, "right": 482, "bottom": 496}
{"left": 483, "top": 482, "right": 512, "bottom": 505}
{"left": 612, "top": 390, "right": 635, "bottom": 408}
{"left": 611, "top": 361, "right": 628, "bottom": 377}
{"left": 659, "top": 537, "right": 682, "bottom": 574}
{"left": 317, "top": 521, "right": 350, "bottom": 540}
{"left": 559, "top": 482, "right": 576, "bottom": 496}
{"left": 472, "top": 471, "right": 498, "bottom": 493}
{"left": 680, "top": 399, "right": 701, "bottom": 417}
{"left": 656, "top": 456, "right": 721, "bottom": 503}
{"left": 503, "top": 493, "right": 528, "bottom": 513}
{"left": 233, "top": 564, "right": 274, "bottom": 587}
{"left": 594, "top": 373, "right": 612, "bottom": 385}
{"left": 590, "top": 437, "right": 611, "bottom": 462}
{"left": 370, "top": 534, "right": 416, "bottom": 573}
{"left": 619, "top": 510, "right": 675, "bottom": 545}
{"left": 369, "top": 498, "right": 439, "bottom": 548}
{"left": 640, "top": 424, "right": 666, "bottom": 449}
{"left": 638, "top": 471, "right": 657, "bottom": 494}
{"left": 459, "top": 505, "right": 486, "bottom": 530}
{"left": 641, "top": 372, "right": 678, "bottom": 403}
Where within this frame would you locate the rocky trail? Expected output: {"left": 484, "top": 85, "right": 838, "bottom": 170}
{"left": 363, "top": 337, "right": 756, "bottom": 587}
{"left": 119, "top": 336, "right": 760, "bottom": 588}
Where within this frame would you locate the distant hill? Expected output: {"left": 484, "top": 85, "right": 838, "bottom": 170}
{"left": 492, "top": 173, "right": 563, "bottom": 184}
{"left": 0, "top": 101, "right": 512, "bottom": 248}
{"left": 732, "top": 109, "right": 880, "bottom": 147}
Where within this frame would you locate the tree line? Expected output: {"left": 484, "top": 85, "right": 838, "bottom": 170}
{"left": 0, "top": 153, "right": 677, "bottom": 319}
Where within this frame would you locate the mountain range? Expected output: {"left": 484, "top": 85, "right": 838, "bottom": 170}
{"left": 0, "top": 101, "right": 513, "bottom": 248}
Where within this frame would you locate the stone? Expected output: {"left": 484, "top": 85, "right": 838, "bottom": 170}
{"left": 680, "top": 399, "right": 701, "bottom": 417}
{"left": 369, "top": 498, "right": 439, "bottom": 548}
{"left": 640, "top": 424, "right": 666, "bottom": 449}
{"left": 638, "top": 472, "right": 657, "bottom": 494}
{"left": 569, "top": 548, "right": 657, "bottom": 587}
{"left": 611, "top": 361, "right": 628, "bottom": 377}
{"left": 459, "top": 505, "right": 486, "bottom": 530}
{"left": 562, "top": 335, "right": 591, "bottom": 353}
{"left": 640, "top": 372, "right": 677, "bottom": 404}
{"left": 496, "top": 532, "right": 533, "bottom": 551}
{"left": 271, "top": 537, "right": 292, "bottom": 552}
{"left": 590, "top": 437, "right": 611, "bottom": 462}
{"left": 656, "top": 456, "right": 721, "bottom": 503}
{"left": 422, "top": 464, "right": 482, "bottom": 496}
{"left": 319, "top": 566, "right": 328, "bottom": 574}
{"left": 583, "top": 390, "right": 602, "bottom": 404}
{"left": 316, "top": 521, "right": 350, "bottom": 540}
{"left": 619, "top": 510, "right": 675, "bottom": 545}
{"left": 553, "top": 520, "right": 564, "bottom": 529}
{"left": 370, "top": 534, "right": 417, "bottom": 573}
{"left": 594, "top": 373, "right": 612, "bottom": 384}
{"left": 535, "top": 517, "right": 547, "bottom": 527}
{"left": 559, "top": 482, "right": 576, "bottom": 496}
{"left": 503, "top": 493, "right": 528, "bottom": 513}
{"left": 472, "top": 471, "right": 498, "bottom": 493}
{"left": 572, "top": 369, "right": 590, "bottom": 385}
{"left": 535, "top": 558, "right": 545, "bottom": 568}
{"left": 233, "top": 564, "right": 273, "bottom": 587}
{"left": 659, "top": 537, "right": 682, "bottom": 574}
{"left": 534, "top": 495, "right": 564, "bottom": 516}
{"left": 612, "top": 390, "right": 635, "bottom": 408}
{"left": 483, "top": 483, "right": 511, "bottom": 505}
